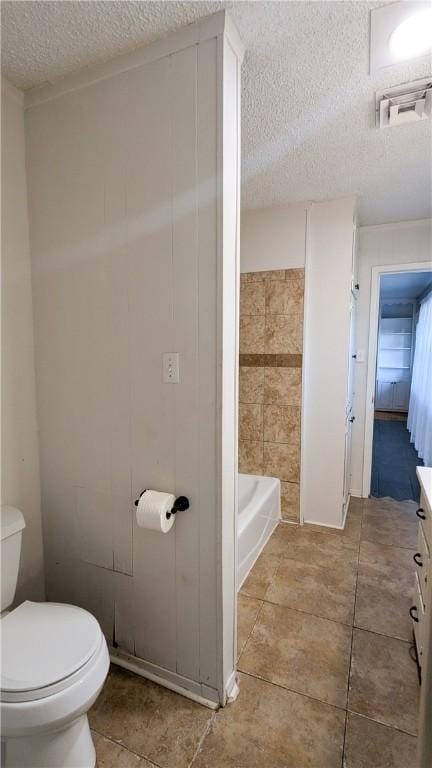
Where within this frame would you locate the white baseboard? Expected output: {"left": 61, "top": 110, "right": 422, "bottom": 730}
{"left": 110, "top": 647, "right": 219, "bottom": 710}
{"left": 225, "top": 671, "right": 240, "bottom": 704}
{"left": 303, "top": 518, "right": 346, "bottom": 531}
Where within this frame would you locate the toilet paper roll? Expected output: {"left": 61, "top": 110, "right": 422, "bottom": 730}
{"left": 135, "top": 490, "right": 176, "bottom": 533}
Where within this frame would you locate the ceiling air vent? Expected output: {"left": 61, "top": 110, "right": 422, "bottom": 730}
{"left": 376, "top": 78, "right": 432, "bottom": 128}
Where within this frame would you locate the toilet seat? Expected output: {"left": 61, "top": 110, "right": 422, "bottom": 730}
{"left": 1, "top": 601, "right": 102, "bottom": 703}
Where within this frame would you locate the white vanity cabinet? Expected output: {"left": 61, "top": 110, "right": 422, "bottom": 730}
{"left": 416, "top": 468, "right": 432, "bottom": 768}
{"left": 411, "top": 468, "right": 432, "bottom": 669}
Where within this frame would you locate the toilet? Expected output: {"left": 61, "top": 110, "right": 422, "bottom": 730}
{"left": 0, "top": 506, "right": 110, "bottom": 768}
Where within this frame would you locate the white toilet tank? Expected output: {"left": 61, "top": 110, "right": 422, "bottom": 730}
{"left": 1, "top": 505, "right": 26, "bottom": 612}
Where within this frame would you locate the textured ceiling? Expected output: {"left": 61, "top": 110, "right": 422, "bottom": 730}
{"left": 2, "top": 1, "right": 431, "bottom": 224}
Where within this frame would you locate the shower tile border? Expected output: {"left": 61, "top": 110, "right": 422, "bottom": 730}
{"left": 239, "top": 353, "right": 302, "bottom": 368}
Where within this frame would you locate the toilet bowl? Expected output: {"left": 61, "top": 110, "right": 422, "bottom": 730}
{"left": 0, "top": 506, "right": 110, "bottom": 768}
{"left": 1, "top": 601, "right": 110, "bottom": 768}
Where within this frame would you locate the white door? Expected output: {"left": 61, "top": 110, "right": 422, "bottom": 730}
{"left": 343, "top": 293, "right": 356, "bottom": 510}
{"left": 343, "top": 409, "right": 354, "bottom": 512}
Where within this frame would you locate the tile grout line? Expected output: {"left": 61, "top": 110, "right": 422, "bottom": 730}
{"left": 341, "top": 500, "right": 363, "bottom": 766}
{"left": 345, "top": 708, "right": 418, "bottom": 739}
{"left": 91, "top": 727, "right": 163, "bottom": 767}
{"left": 237, "top": 594, "right": 267, "bottom": 665}
{"left": 242, "top": 574, "right": 414, "bottom": 643}
{"left": 244, "top": 589, "right": 357, "bottom": 629}
{"left": 188, "top": 710, "right": 217, "bottom": 768}
{"left": 238, "top": 668, "right": 348, "bottom": 715}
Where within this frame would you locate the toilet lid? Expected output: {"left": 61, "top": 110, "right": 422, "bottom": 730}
{"left": 1, "top": 601, "right": 102, "bottom": 695}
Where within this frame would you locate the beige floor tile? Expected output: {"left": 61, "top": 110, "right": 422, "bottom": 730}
{"left": 266, "top": 557, "right": 357, "bottom": 625}
{"left": 265, "top": 523, "right": 358, "bottom": 568}
{"left": 94, "top": 732, "right": 152, "bottom": 767}
{"left": 192, "top": 672, "right": 345, "bottom": 768}
{"left": 363, "top": 497, "right": 417, "bottom": 515}
{"left": 237, "top": 594, "right": 262, "bottom": 661}
{"left": 349, "top": 496, "right": 365, "bottom": 512}
{"left": 354, "top": 541, "right": 414, "bottom": 641}
{"left": 238, "top": 602, "right": 352, "bottom": 708}
{"left": 89, "top": 666, "right": 213, "bottom": 768}
{"left": 240, "top": 549, "right": 281, "bottom": 599}
{"left": 348, "top": 629, "right": 419, "bottom": 735}
{"left": 343, "top": 713, "right": 417, "bottom": 768}
{"left": 305, "top": 507, "right": 362, "bottom": 544}
{"left": 361, "top": 500, "right": 418, "bottom": 549}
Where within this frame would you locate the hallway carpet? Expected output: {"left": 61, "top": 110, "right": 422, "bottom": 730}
{"left": 371, "top": 417, "right": 423, "bottom": 502}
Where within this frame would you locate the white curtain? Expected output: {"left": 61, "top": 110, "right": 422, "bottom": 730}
{"left": 408, "top": 293, "right": 432, "bottom": 466}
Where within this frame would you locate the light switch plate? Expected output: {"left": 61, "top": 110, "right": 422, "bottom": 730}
{"left": 163, "top": 353, "right": 180, "bottom": 383}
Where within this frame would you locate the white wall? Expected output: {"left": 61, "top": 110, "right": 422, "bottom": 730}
{"left": 1, "top": 79, "right": 44, "bottom": 602}
{"left": 241, "top": 203, "right": 308, "bottom": 272}
{"left": 25, "top": 13, "right": 242, "bottom": 705}
{"left": 301, "top": 197, "right": 356, "bottom": 527}
{"left": 351, "top": 219, "right": 432, "bottom": 496}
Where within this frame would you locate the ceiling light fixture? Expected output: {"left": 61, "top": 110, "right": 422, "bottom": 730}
{"left": 370, "top": 1, "right": 432, "bottom": 72}
{"left": 389, "top": 8, "right": 432, "bottom": 60}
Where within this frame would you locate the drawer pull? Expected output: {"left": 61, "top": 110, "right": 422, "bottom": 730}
{"left": 414, "top": 552, "right": 423, "bottom": 567}
{"left": 416, "top": 508, "right": 426, "bottom": 520}
{"left": 410, "top": 606, "right": 419, "bottom": 623}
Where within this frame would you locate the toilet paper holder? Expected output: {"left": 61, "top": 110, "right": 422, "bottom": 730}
{"left": 134, "top": 491, "right": 190, "bottom": 520}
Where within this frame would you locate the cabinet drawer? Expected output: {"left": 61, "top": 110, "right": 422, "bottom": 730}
{"left": 418, "top": 490, "right": 432, "bottom": 549}
{"left": 415, "top": 523, "right": 430, "bottom": 607}
{"left": 411, "top": 574, "right": 425, "bottom": 665}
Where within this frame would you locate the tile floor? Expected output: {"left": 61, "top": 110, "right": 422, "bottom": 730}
{"left": 90, "top": 496, "right": 419, "bottom": 768}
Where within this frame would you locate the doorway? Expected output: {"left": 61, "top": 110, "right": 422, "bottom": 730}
{"left": 367, "top": 269, "right": 432, "bottom": 502}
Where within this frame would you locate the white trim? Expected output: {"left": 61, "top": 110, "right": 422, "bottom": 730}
{"left": 299, "top": 203, "right": 313, "bottom": 526}
{"left": 362, "top": 260, "right": 432, "bottom": 498}
{"left": 110, "top": 647, "right": 220, "bottom": 709}
{"left": 25, "top": 10, "right": 244, "bottom": 110}
{"left": 225, "top": 671, "right": 240, "bottom": 703}
{"left": 224, "top": 13, "right": 246, "bottom": 64}
{"left": 360, "top": 219, "right": 432, "bottom": 234}
{"left": 304, "top": 498, "right": 349, "bottom": 531}
{"left": 303, "top": 517, "right": 346, "bottom": 532}
{"left": 2, "top": 77, "right": 24, "bottom": 105}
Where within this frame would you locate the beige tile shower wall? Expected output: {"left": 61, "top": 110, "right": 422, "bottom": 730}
{"left": 239, "top": 269, "right": 304, "bottom": 522}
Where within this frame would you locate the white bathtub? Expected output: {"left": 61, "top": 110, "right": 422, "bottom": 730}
{"left": 237, "top": 473, "right": 281, "bottom": 590}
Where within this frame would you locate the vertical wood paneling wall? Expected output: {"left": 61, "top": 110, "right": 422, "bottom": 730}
{"left": 25, "top": 13, "right": 243, "bottom": 705}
